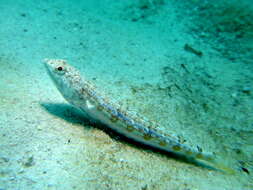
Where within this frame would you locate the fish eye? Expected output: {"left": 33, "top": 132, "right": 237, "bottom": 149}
{"left": 57, "top": 66, "right": 63, "bottom": 71}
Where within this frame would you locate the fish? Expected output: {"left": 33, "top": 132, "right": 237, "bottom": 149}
{"left": 43, "top": 59, "right": 235, "bottom": 174}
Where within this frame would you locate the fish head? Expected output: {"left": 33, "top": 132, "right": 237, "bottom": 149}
{"left": 43, "top": 59, "right": 83, "bottom": 105}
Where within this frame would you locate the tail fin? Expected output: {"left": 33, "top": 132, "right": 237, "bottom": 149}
{"left": 197, "top": 153, "right": 236, "bottom": 174}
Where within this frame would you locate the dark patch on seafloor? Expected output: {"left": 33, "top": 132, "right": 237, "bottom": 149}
{"left": 178, "top": 0, "right": 253, "bottom": 63}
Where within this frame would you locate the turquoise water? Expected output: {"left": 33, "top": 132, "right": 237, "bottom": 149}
{"left": 0, "top": 0, "right": 252, "bottom": 189}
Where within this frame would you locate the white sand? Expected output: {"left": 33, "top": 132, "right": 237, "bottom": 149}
{"left": 0, "top": 0, "right": 252, "bottom": 189}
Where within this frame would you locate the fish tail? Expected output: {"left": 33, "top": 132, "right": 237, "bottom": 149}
{"left": 196, "top": 153, "right": 236, "bottom": 174}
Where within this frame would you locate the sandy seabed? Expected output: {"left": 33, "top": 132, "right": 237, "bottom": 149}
{"left": 0, "top": 0, "right": 252, "bottom": 189}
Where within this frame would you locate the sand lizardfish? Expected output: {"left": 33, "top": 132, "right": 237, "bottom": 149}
{"left": 43, "top": 59, "right": 235, "bottom": 174}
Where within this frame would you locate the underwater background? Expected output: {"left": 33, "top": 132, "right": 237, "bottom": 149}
{"left": 0, "top": 0, "right": 252, "bottom": 189}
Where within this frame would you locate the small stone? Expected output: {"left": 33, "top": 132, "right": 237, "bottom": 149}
{"left": 20, "top": 13, "right": 26, "bottom": 17}
{"left": 118, "top": 158, "right": 126, "bottom": 163}
{"left": 141, "top": 185, "right": 148, "bottom": 190}
{"left": 1, "top": 157, "right": 9, "bottom": 162}
{"left": 23, "top": 156, "right": 35, "bottom": 167}
{"left": 231, "top": 92, "right": 237, "bottom": 98}
{"left": 241, "top": 167, "right": 250, "bottom": 174}
{"left": 242, "top": 86, "right": 251, "bottom": 95}
{"left": 37, "top": 125, "right": 43, "bottom": 131}
{"left": 9, "top": 176, "right": 15, "bottom": 181}
{"left": 18, "top": 169, "right": 24, "bottom": 174}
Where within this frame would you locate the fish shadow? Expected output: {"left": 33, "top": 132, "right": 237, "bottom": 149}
{"left": 40, "top": 102, "right": 214, "bottom": 170}
{"left": 40, "top": 102, "right": 93, "bottom": 127}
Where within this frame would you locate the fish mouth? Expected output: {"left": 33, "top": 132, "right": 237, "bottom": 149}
{"left": 43, "top": 59, "right": 52, "bottom": 74}
{"left": 43, "top": 58, "right": 53, "bottom": 68}
{"left": 43, "top": 58, "right": 57, "bottom": 83}
{"left": 43, "top": 58, "right": 60, "bottom": 73}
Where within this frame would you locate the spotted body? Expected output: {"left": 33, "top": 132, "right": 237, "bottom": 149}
{"left": 43, "top": 59, "right": 235, "bottom": 173}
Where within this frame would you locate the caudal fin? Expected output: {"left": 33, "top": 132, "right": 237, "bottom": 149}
{"left": 196, "top": 153, "right": 236, "bottom": 174}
